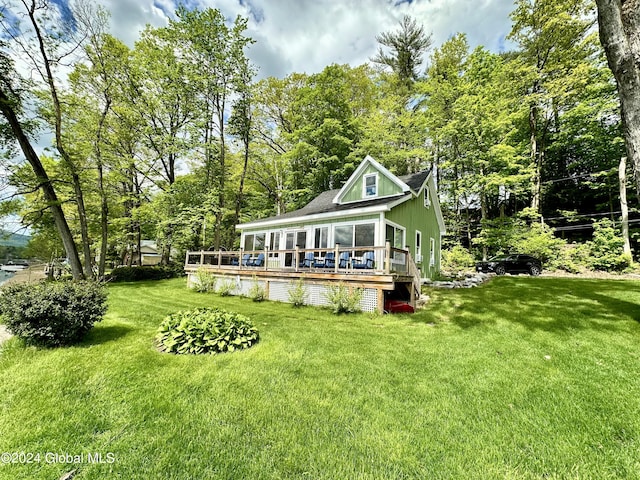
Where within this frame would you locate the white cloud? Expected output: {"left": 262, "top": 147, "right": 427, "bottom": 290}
{"left": 98, "top": 0, "right": 514, "bottom": 78}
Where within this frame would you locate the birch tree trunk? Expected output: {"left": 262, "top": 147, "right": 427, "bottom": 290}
{"left": 619, "top": 156, "right": 633, "bottom": 259}
{"left": 596, "top": 0, "right": 640, "bottom": 197}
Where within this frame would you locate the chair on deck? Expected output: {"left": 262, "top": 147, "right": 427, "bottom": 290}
{"left": 352, "top": 251, "right": 375, "bottom": 269}
{"left": 323, "top": 252, "right": 335, "bottom": 268}
{"left": 230, "top": 256, "right": 239, "bottom": 266}
{"left": 313, "top": 255, "right": 326, "bottom": 268}
{"left": 252, "top": 253, "right": 265, "bottom": 267}
{"left": 299, "top": 252, "right": 314, "bottom": 268}
{"left": 338, "top": 251, "right": 350, "bottom": 269}
{"left": 241, "top": 254, "right": 252, "bottom": 266}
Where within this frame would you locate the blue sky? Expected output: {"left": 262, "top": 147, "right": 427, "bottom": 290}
{"left": 96, "top": 0, "right": 515, "bottom": 79}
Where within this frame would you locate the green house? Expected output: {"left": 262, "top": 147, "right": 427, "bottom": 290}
{"left": 237, "top": 155, "right": 446, "bottom": 280}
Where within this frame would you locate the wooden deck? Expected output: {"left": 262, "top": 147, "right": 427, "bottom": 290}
{"left": 184, "top": 245, "right": 421, "bottom": 313}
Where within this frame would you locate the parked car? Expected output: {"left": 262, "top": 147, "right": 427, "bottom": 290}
{"left": 476, "top": 254, "right": 542, "bottom": 276}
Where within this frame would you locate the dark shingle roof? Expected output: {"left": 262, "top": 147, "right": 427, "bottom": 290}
{"left": 240, "top": 169, "right": 431, "bottom": 227}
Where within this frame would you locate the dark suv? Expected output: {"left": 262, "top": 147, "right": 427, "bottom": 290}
{"left": 476, "top": 254, "right": 542, "bottom": 276}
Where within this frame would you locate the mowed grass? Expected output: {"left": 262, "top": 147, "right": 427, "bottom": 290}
{"left": 0, "top": 277, "right": 639, "bottom": 479}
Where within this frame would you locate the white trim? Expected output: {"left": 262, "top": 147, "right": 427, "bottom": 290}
{"left": 417, "top": 173, "right": 446, "bottom": 235}
{"left": 238, "top": 202, "right": 400, "bottom": 230}
{"left": 333, "top": 155, "right": 410, "bottom": 204}
{"left": 363, "top": 172, "right": 378, "bottom": 198}
{"left": 430, "top": 237, "right": 436, "bottom": 266}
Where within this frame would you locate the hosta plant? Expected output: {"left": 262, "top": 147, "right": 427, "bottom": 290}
{"left": 156, "top": 308, "right": 259, "bottom": 355}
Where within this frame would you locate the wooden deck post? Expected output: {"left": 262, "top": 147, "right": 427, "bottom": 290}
{"left": 334, "top": 243, "right": 340, "bottom": 273}
{"left": 295, "top": 246, "right": 299, "bottom": 272}
{"left": 218, "top": 249, "right": 222, "bottom": 267}
{"left": 264, "top": 246, "right": 268, "bottom": 271}
{"left": 239, "top": 248, "right": 244, "bottom": 270}
{"left": 377, "top": 288, "right": 385, "bottom": 314}
{"left": 200, "top": 250, "right": 204, "bottom": 265}
{"left": 385, "top": 241, "right": 391, "bottom": 274}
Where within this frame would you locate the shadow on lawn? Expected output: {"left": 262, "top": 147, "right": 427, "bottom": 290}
{"left": 81, "top": 324, "right": 133, "bottom": 346}
{"left": 424, "top": 277, "right": 640, "bottom": 333}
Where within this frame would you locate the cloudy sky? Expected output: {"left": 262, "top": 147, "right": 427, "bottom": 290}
{"left": 96, "top": 0, "right": 515, "bottom": 79}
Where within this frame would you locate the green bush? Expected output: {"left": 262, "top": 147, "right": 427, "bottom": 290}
{"left": 192, "top": 268, "right": 217, "bottom": 293}
{"left": 156, "top": 308, "right": 259, "bottom": 354}
{"left": 247, "top": 277, "right": 266, "bottom": 302}
{"left": 587, "top": 219, "right": 631, "bottom": 271}
{"left": 108, "top": 264, "right": 184, "bottom": 282}
{"left": 323, "top": 283, "right": 363, "bottom": 314}
{"left": 441, "top": 245, "right": 475, "bottom": 277}
{"left": 216, "top": 278, "right": 237, "bottom": 296}
{"left": 287, "top": 278, "right": 307, "bottom": 307}
{"left": 0, "top": 281, "right": 108, "bottom": 347}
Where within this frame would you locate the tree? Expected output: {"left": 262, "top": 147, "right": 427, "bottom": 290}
{"left": 0, "top": 0, "right": 98, "bottom": 279}
{"left": 371, "top": 15, "right": 432, "bottom": 88}
{"left": 508, "top": 0, "right": 596, "bottom": 212}
{"left": 595, "top": 0, "right": 640, "bottom": 198}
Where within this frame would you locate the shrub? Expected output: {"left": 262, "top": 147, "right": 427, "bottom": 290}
{"left": 0, "top": 281, "right": 108, "bottom": 347}
{"left": 287, "top": 278, "right": 307, "bottom": 307}
{"left": 216, "top": 278, "right": 237, "bottom": 296}
{"left": 192, "top": 268, "right": 217, "bottom": 293}
{"left": 156, "top": 308, "right": 259, "bottom": 354}
{"left": 108, "top": 264, "right": 184, "bottom": 282}
{"left": 247, "top": 277, "right": 266, "bottom": 302}
{"left": 441, "top": 245, "right": 475, "bottom": 277}
{"left": 587, "top": 219, "right": 631, "bottom": 271}
{"left": 323, "top": 283, "right": 363, "bottom": 314}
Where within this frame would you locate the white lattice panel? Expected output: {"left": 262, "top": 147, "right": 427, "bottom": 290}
{"left": 307, "top": 283, "right": 331, "bottom": 307}
{"left": 268, "top": 281, "right": 290, "bottom": 303}
{"left": 360, "top": 288, "right": 378, "bottom": 312}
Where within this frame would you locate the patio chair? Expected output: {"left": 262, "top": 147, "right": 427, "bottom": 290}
{"left": 323, "top": 252, "right": 335, "bottom": 268}
{"left": 299, "top": 252, "right": 314, "bottom": 268}
{"left": 313, "top": 255, "right": 326, "bottom": 268}
{"left": 353, "top": 251, "right": 375, "bottom": 269}
{"left": 241, "top": 253, "right": 252, "bottom": 266}
{"left": 252, "top": 253, "right": 265, "bottom": 267}
{"left": 338, "top": 251, "right": 350, "bottom": 269}
{"left": 230, "top": 256, "right": 239, "bottom": 266}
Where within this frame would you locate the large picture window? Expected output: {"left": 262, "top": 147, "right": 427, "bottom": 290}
{"left": 334, "top": 223, "right": 375, "bottom": 248}
{"left": 385, "top": 224, "right": 404, "bottom": 249}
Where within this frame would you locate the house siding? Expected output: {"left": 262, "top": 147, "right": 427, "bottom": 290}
{"left": 385, "top": 186, "right": 441, "bottom": 279}
{"left": 341, "top": 164, "right": 404, "bottom": 203}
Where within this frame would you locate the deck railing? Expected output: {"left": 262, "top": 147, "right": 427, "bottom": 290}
{"left": 185, "top": 242, "right": 416, "bottom": 277}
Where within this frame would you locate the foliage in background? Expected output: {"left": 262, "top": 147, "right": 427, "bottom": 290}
{"left": 0, "top": 281, "right": 107, "bottom": 347}
{"left": 107, "top": 264, "right": 184, "bottom": 282}
{"left": 287, "top": 277, "right": 308, "bottom": 307}
{"left": 156, "top": 307, "right": 259, "bottom": 354}
{"left": 323, "top": 283, "right": 363, "bottom": 314}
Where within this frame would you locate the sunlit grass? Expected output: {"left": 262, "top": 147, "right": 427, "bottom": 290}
{"left": 0, "top": 277, "right": 639, "bottom": 479}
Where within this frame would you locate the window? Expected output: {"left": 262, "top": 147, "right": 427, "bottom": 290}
{"left": 415, "top": 230, "right": 422, "bottom": 263}
{"left": 334, "top": 223, "right": 375, "bottom": 248}
{"left": 244, "top": 233, "right": 266, "bottom": 251}
{"left": 269, "top": 232, "right": 281, "bottom": 250}
{"left": 355, "top": 224, "right": 375, "bottom": 246}
{"left": 364, "top": 173, "right": 377, "bottom": 197}
{"left": 430, "top": 238, "right": 436, "bottom": 266}
{"left": 385, "top": 224, "right": 405, "bottom": 249}
{"left": 334, "top": 225, "right": 354, "bottom": 247}
{"left": 314, "top": 227, "right": 328, "bottom": 249}
{"left": 424, "top": 188, "right": 431, "bottom": 207}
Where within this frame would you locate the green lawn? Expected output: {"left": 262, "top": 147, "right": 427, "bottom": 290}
{"left": 1, "top": 277, "right": 639, "bottom": 479}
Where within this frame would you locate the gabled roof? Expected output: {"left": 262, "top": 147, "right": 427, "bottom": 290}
{"left": 237, "top": 167, "right": 433, "bottom": 229}
{"left": 332, "top": 155, "right": 410, "bottom": 204}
